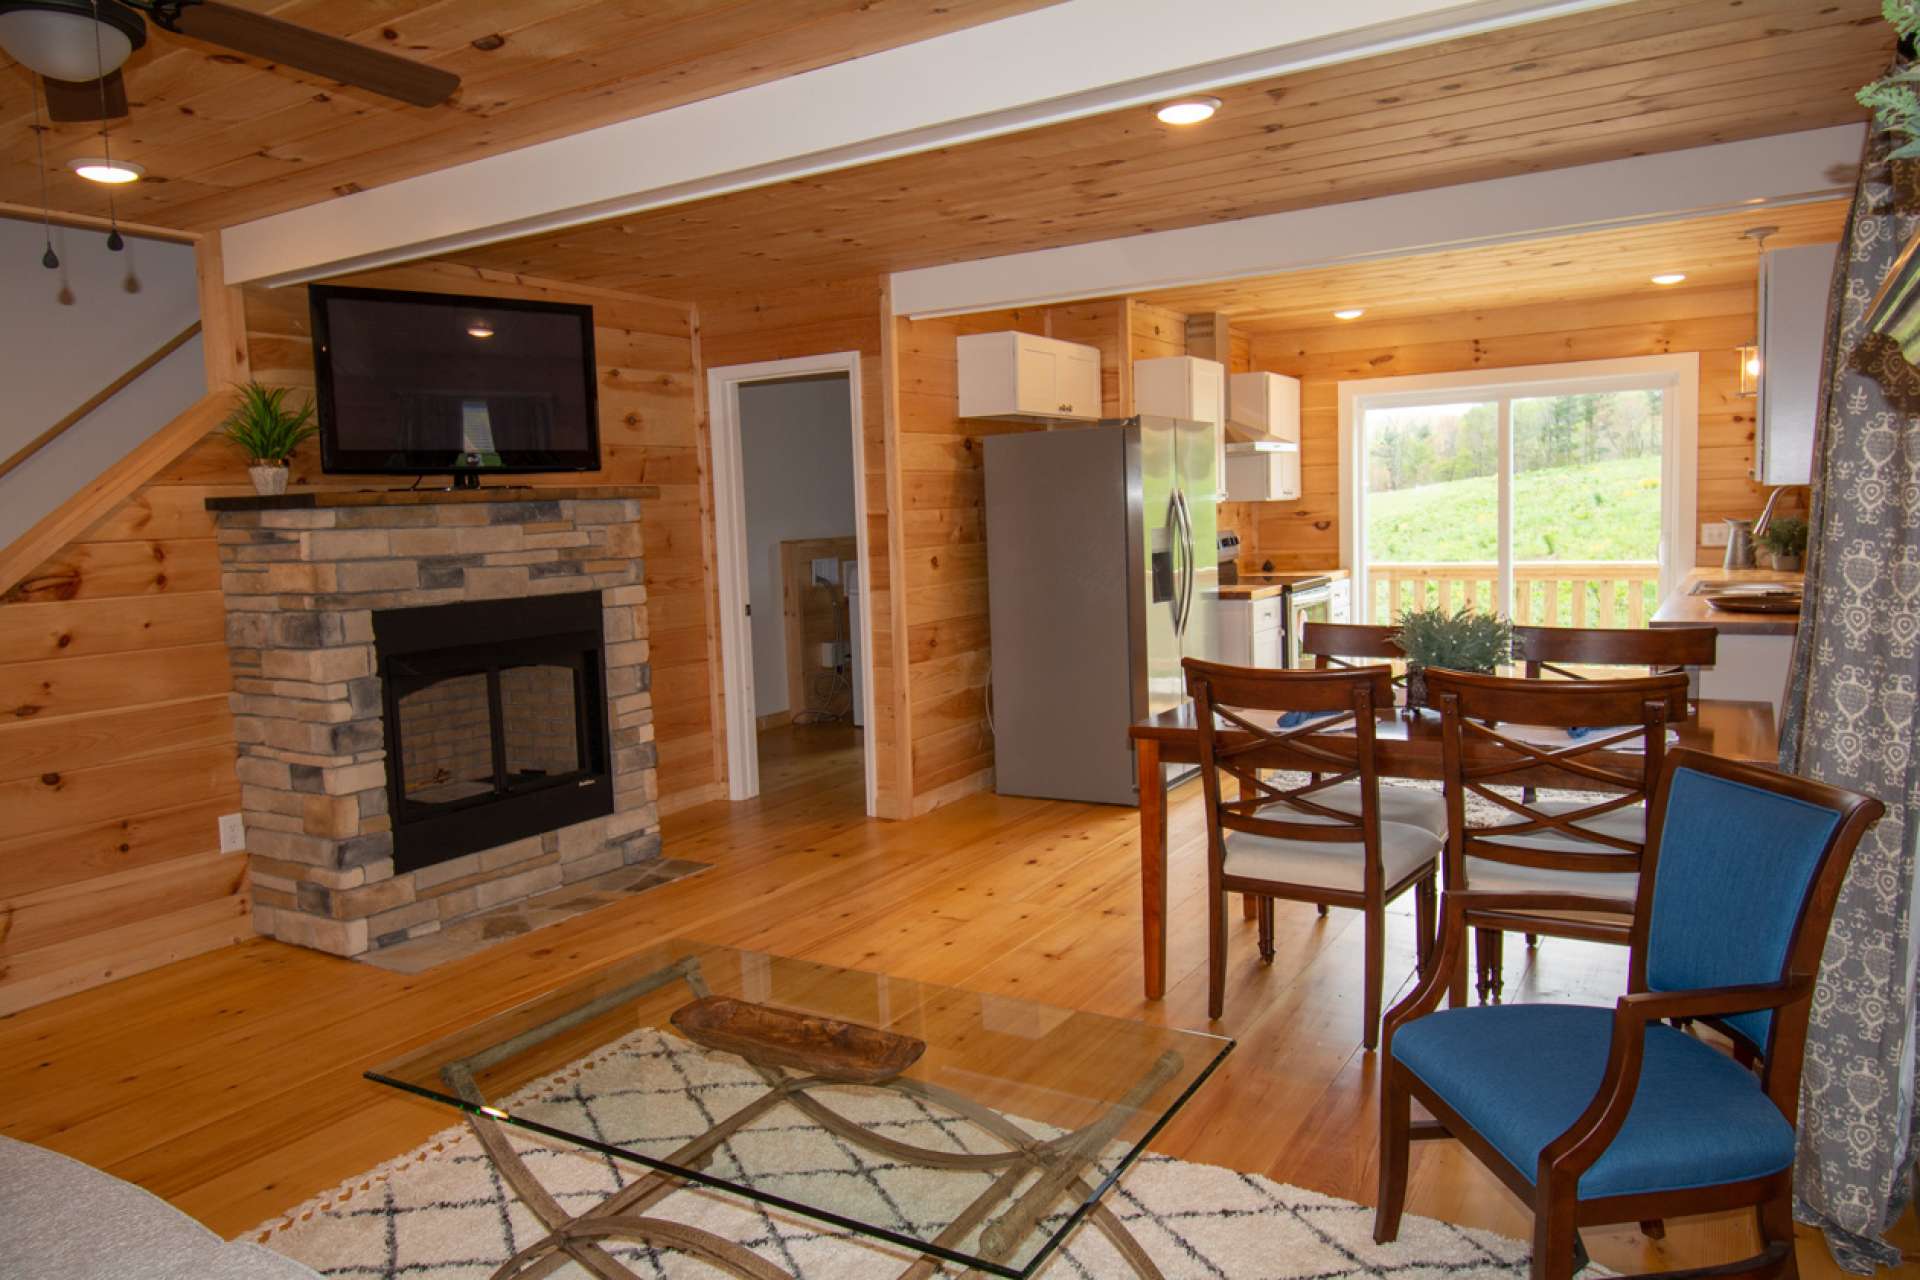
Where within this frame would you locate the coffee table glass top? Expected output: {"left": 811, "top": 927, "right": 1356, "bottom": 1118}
{"left": 367, "top": 941, "right": 1232, "bottom": 1278}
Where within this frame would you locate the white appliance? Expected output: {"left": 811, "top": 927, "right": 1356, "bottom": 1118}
{"left": 843, "top": 559, "right": 863, "bottom": 727}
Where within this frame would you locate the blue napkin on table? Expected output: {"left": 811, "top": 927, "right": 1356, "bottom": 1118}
{"left": 1276, "top": 709, "right": 1340, "bottom": 729}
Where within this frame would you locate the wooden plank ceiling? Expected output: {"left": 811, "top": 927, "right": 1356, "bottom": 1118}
{"left": 0, "top": 0, "right": 1057, "bottom": 231}
{"left": 1137, "top": 198, "right": 1852, "bottom": 333}
{"left": 442, "top": 0, "right": 1887, "bottom": 300}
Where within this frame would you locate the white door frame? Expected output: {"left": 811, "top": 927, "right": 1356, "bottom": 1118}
{"left": 1336, "top": 353, "right": 1699, "bottom": 618}
{"left": 707, "top": 352, "right": 876, "bottom": 815}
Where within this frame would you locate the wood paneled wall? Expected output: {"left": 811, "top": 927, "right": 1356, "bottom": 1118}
{"left": 892, "top": 299, "right": 1130, "bottom": 814}
{"left": 0, "top": 261, "right": 704, "bottom": 1014}
{"left": 1204, "top": 283, "right": 1772, "bottom": 572}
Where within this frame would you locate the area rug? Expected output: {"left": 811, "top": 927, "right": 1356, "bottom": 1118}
{"left": 253, "top": 1027, "right": 1562, "bottom": 1279}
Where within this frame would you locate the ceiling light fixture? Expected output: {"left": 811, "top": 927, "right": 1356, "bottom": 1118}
{"left": 1155, "top": 96, "right": 1221, "bottom": 126}
{"left": 467, "top": 321, "right": 495, "bottom": 339}
{"left": 1333, "top": 308, "right": 1365, "bottom": 320}
{"left": 0, "top": 0, "right": 144, "bottom": 82}
{"left": 66, "top": 155, "right": 141, "bottom": 183}
{"left": 1650, "top": 272, "right": 1687, "bottom": 286}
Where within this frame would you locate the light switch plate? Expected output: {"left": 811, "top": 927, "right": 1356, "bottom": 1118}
{"left": 218, "top": 812, "right": 247, "bottom": 853}
{"left": 1700, "top": 522, "right": 1730, "bottom": 547}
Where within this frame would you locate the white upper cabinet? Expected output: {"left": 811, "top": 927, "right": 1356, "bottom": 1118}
{"left": 1134, "top": 355, "right": 1226, "bottom": 495}
{"left": 1224, "top": 443, "right": 1301, "bottom": 502}
{"left": 1754, "top": 242, "right": 1839, "bottom": 486}
{"left": 1228, "top": 371, "right": 1302, "bottom": 443}
{"left": 957, "top": 332, "right": 1103, "bottom": 422}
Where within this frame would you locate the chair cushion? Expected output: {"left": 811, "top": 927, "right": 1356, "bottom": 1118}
{"left": 1392, "top": 1004, "right": 1795, "bottom": 1198}
{"left": 1273, "top": 780, "right": 1448, "bottom": 839}
{"left": 1226, "top": 820, "right": 1440, "bottom": 892}
{"left": 1461, "top": 857, "right": 1639, "bottom": 905}
{"left": 1476, "top": 799, "right": 1645, "bottom": 856}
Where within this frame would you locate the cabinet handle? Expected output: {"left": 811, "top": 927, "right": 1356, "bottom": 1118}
{"left": 1059, "top": 402, "right": 1072, "bottom": 413}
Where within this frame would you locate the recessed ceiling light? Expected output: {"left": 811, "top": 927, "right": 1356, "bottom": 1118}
{"left": 1155, "top": 96, "right": 1222, "bottom": 126}
{"left": 66, "top": 157, "right": 144, "bottom": 185}
{"left": 1650, "top": 272, "right": 1687, "bottom": 285}
{"left": 467, "top": 321, "right": 495, "bottom": 339}
{"left": 1333, "top": 308, "right": 1365, "bottom": 320}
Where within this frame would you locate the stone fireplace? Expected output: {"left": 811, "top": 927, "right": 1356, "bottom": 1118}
{"left": 205, "top": 488, "right": 661, "bottom": 959}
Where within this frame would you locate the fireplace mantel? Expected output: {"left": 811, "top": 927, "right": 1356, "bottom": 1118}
{"left": 205, "top": 489, "right": 662, "bottom": 959}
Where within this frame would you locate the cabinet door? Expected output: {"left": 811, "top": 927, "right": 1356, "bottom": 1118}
{"left": 1252, "top": 624, "right": 1284, "bottom": 668}
{"left": 1014, "top": 338, "right": 1061, "bottom": 418}
{"left": 1218, "top": 601, "right": 1253, "bottom": 666}
{"left": 1058, "top": 344, "right": 1102, "bottom": 418}
{"left": 1329, "top": 579, "right": 1352, "bottom": 624}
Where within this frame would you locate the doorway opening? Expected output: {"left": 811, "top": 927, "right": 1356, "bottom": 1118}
{"left": 709, "top": 354, "right": 874, "bottom": 813}
{"left": 1338, "top": 355, "right": 1697, "bottom": 626}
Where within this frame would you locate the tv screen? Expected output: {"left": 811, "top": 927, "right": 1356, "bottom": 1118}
{"left": 311, "top": 284, "right": 600, "bottom": 481}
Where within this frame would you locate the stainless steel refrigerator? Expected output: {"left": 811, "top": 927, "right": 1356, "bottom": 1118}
{"left": 984, "top": 415, "right": 1218, "bottom": 805}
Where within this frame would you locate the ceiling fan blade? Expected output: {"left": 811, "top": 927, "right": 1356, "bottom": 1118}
{"left": 42, "top": 72, "right": 130, "bottom": 123}
{"left": 160, "top": 1, "right": 459, "bottom": 108}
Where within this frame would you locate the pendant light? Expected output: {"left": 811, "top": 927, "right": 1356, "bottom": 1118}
{"left": 30, "top": 80, "right": 58, "bottom": 269}
{"left": 88, "top": 0, "right": 123, "bottom": 251}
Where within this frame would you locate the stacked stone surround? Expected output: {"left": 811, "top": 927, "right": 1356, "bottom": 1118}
{"left": 204, "top": 488, "right": 662, "bottom": 959}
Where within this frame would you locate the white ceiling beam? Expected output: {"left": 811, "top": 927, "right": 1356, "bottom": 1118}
{"left": 221, "top": 0, "right": 1631, "bottom": 287}
{"left": 889, "top": 125, "right": 1866, "bottom": 317}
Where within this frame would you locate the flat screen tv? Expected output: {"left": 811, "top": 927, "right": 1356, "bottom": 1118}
{"left": 311, "top": 284, "right": 600, "bottom": 486}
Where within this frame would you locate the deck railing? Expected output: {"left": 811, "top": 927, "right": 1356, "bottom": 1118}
{"left": 1364, "top": 561, "right": 1662, "bottom": 628}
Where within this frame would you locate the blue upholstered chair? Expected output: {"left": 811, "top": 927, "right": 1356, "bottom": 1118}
{"left": 1373, "top": 748, "right": 1883, "bottom": 1280}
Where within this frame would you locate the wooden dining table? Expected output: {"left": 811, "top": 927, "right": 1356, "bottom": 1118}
{"left": 1127, "top": 698, "right": 1779, "bottom": 1000}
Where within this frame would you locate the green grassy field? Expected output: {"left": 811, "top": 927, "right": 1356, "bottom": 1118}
{"left": 1366, "top": 454, "right": 1662, "bottom": 564}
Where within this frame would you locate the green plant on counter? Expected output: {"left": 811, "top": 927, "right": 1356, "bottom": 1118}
{"left": 221, "top": 382, "right": 317, "bottom": 464}
{"left": 1858, "top": 2, "right": 1920, "bottom": 159}
{"left": 1393, "top": 606, "right": 1512, "bottom": 674}
{"left": 1758, "top": 516, "right": 1810, "bottom": 560}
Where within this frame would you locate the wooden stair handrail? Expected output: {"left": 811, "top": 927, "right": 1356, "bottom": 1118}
{"left": 0, "top": 390, "right": 229, "bottom": 600}
{"left": 0, "top": 321, "right": 203, "bottom": 484}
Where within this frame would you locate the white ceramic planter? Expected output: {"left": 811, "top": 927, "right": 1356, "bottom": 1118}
{"left": 249, "top": 463, "right": 290, "bottom": 496}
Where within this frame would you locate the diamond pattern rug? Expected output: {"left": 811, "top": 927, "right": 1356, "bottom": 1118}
{"left": 253, "top": 1028, "right": 1565, "bottom": 1279}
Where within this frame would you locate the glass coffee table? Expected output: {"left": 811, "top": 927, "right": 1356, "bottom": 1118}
{"left": 368, "top": 941, "right": 1231, "bottom": 1280}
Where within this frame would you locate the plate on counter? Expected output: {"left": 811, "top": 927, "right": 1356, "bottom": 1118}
{"left": 1704, "top": 590, "right": 1801, "bottom": 614}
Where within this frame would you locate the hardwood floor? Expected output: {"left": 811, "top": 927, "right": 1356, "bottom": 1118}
{"left": 4, "top": 735, "right": 1914, "bottom": 1276}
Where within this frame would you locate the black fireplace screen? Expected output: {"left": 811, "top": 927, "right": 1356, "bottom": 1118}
{"left": 374, "top": 592, "right": 612, "bottom": 873}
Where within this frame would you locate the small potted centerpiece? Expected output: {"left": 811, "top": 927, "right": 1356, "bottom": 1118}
{"left": 1392, "top": 605, "right": 1513, "bottom": 710}
{"left": 221, "top": 382, "right": 317, "bottom": 496}
{"left": 1757, "top": 516, "right": 1808, "bottom": 572}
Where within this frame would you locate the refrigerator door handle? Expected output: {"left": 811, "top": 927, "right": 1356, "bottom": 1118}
{"left": 1165, "top": 489, "right": 1186, "bottom": 637}
{"left": 1173, "top": 487, "right": 1195, "bottom": 640}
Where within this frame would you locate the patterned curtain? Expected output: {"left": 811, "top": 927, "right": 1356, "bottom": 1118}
{"left": 1779, "top": 107, "right": 1920, "bottom": 1273}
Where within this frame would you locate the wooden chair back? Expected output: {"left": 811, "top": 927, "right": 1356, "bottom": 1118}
{"left": 1425, "top": 668, "right": 1690, "bottom": 875}
{"left": 1512, "top": 624, "right": 1716, "bottom": 680}
{"left": 1300, "top": 622, "right": 1403, "bottom": 670}
{"left": 1182, "top": 658, "right": 1395, "bottom": 858}
{"left": 1629, "top": 750, "right": 1884, "bottom": 1107}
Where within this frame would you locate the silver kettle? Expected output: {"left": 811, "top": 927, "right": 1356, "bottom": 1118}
{"left": 1722, "top": 518, "right": 1755, "bottom": 571}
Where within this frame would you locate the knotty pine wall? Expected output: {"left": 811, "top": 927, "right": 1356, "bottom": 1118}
{"left": 0, "top": 260, "right": 707, "bottom": 1014}
{"left": 1207, "top": 284, "right": 1776, "bottom": 573}
{"left": 892, "top": 299, "right": 1132, "bottom": 814}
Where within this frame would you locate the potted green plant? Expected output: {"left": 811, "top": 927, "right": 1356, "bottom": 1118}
{"left": 1757, "top": 516, "right": 1809, "bottom": 572}
{"left": 1392, "top": 605, "right": 1513, "bottom": 709}
{"left": 221, "top": 382, "right": 317, "bottom": 496}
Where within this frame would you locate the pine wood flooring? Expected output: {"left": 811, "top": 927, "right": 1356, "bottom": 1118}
{"left": 2, "top": 721, "right": 1914, "bottom": 1276}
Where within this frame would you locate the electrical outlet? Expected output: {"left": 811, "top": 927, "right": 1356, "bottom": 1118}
{"left": 218, "top": 812, "right": 247, "bottom": 853}
{"left": 1701, "top": 522, "right": 1730, "bottom": 547}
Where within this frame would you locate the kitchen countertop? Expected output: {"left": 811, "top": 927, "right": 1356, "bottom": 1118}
{"left": 1651, "top": 568, "right": 1803, "bottom": 635}
{"left": 1218, "top": 568, "right": 1347, "bottom": 600}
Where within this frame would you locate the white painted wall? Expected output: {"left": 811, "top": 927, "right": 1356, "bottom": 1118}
{"left": 0, "top": 216, "right": 205, "bottom": 551}
{"left": 1, "top": 217, "right": 201, "bottom": 455}
{"left": 738, "top": 376, "right": 856, "bottom": 719}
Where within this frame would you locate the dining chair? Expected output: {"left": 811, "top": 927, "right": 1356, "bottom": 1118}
{"left": 1184, "top": 657, "right": 1444, "bottom": 1048}
{"left": 1513, "top": 625, "right": 1716, "bottom": 680}
{"left": 1374, "top": 748, "right": 1883, "bottom": 1280}
{"left": 1300, "top": 621, "right": 1404, "bottom": 670}
{"left": 1425, "top": 667, "right": 1691, "bottom": 1005}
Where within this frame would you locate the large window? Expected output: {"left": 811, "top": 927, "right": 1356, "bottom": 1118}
{"left": 1339, "top": 357, "right": 1696, "bottom": 626}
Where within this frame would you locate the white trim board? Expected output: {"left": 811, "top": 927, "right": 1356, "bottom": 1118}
{"left": 1335, "top": 353, "right": 1699, "bottom": 618}
{"left": 220, "top": 0, "right": 1629, "bottom": 287}
{"left": 707, "top": 352, "right": 878, "bottom": 816}
{"left": 890, "top": 126, "right": 1862, "bottom": 317}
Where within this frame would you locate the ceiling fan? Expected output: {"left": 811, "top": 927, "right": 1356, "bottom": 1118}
{"left": 0, "top": 0, "right": 460, "bottom": 123}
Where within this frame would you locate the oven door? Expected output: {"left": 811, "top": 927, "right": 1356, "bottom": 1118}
{"left": 1284, "top": 585, "right": 1334, "bottom": 667}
